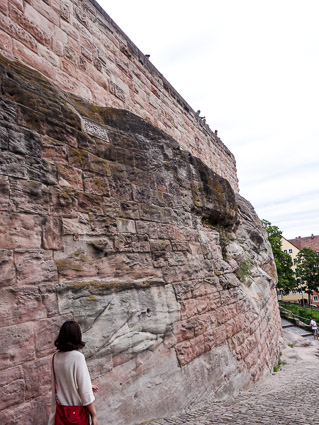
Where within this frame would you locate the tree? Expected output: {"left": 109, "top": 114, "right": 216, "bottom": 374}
{"left": 295, "top": 247, "right": 319, "bottom": 305}
{"left": 262, "top": 219, "right": 296, "bottom": 294}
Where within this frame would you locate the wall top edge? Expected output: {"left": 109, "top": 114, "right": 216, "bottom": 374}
{"left": 88, "top": 0, "right": 235, "bottom": 162}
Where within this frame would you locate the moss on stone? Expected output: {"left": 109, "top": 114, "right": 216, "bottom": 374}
{"left": 56, "top": 260, "right": 83, "bottom": 272}
{"left": 237, "top": 257, "right": 253, "bottom": 284}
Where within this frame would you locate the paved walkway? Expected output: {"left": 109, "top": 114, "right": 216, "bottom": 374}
{"left": 146, "top": 340, "right": 319, "bottom": 424}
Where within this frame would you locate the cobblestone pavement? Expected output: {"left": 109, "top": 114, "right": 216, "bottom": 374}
{"left": 146, "top": 344, "right": 319, "bottom": 425}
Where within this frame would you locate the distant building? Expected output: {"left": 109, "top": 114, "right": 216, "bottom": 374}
{"left": 289, "top": 234, "right": 319, "bottom": 252}
{"left": 289, "top": 234, "right": 319, "bottom": 306}
{"left": 280, "top": 235, "right": 319, "bottom": 306}
{"left": 278, "top": 238, "right": 306, "bottom": 304}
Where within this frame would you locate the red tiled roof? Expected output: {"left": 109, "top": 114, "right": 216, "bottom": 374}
{"left": 288, "top": 235, "right": 319, "bottom": 252}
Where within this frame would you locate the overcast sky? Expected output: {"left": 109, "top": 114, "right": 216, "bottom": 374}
{"left": 97, "top": 0, "right": 319, "bottom": 240}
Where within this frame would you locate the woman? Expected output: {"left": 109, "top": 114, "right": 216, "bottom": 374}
{"left": 48, "top": 320, "right": 99, "bottom": 425}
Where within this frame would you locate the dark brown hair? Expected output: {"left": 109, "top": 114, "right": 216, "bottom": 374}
{"left": 54, "top": 320, "right": 85, "bottom": 351}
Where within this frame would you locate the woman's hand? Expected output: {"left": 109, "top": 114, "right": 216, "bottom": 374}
{"left": 87, "top": 402, "right": 98, "bottom": 424}
{"left": 92, "top": 385, "right": 99, "bottom": 393}
{"left": 91, "top": 414, "right": 98, "bottom": 425}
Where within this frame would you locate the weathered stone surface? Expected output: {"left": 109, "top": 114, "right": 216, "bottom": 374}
{"left": 15, "top": 250, "right": 58, "bottom": 285}
{"left": 24, "top": 358, "right": 51, "bottom": 400}
{"left": 1, "top": 395, "right": 50, "bottom": 425}
{"left": 0, "top": 53, "right": 281, "bottom": 425}
{"left": 0, "top": 285, "right": 57, "bottom": 327}
{"left": 0, "top": 366, "right": 25, "bottom": 411}
{"left": 58, "top": 283, "right": 180, "bottom": 358}
{"left": 42, "top": 216, "right": 64, "bottom": 250}
{"left": 0, "top": 324, "right": 35, "bottom": 370}
{"left": 0, "top": 250, "right": 15, "bottom": 287}
{"left": 0, "top": 212, "right": 42, "bottom": 249}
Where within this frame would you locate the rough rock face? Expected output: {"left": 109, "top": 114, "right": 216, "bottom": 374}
{"left": 0, "top": 54, "right": 282, "bottom": 425}
{"left": 0, "top": 0, "right": 238, "bottom": 192}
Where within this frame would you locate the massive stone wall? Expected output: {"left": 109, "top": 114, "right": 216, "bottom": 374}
{"left": 0, "top": 0, "right": 238, "bottom": 192}
{"left": 0, "top": 54, "right": 282, "bottom": 425}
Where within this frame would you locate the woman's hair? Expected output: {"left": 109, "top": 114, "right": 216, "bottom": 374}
{"left": 54, "top": 320, "right": 86, "bottom": 351}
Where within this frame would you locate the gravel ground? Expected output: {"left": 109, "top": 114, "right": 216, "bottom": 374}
{"left": 143, "top": 330, "right": 319, "bottom": 425}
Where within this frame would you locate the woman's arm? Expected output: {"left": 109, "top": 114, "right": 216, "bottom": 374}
{"left": 86, "top": 402, "right": 98, "bottom": 425}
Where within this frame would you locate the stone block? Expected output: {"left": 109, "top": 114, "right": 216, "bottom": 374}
{"left": 138, "top": 204, "right": 163, "bottom": 222}
{"left": 1, "top": 395, "right": 50, "bottom": 425}
{"left": 86, "top": 213, "right": 119, "bottom": 235}
{"left": 136, "top": 221, "right": 158, "bottom": 238}
{"left": 49, "top": 186, "right": 78, "bottom": 218}
{"left": 83, "top": 172, "right": 110, "bottom": 196}
{"left": 132, "top": 184, "right": 152, "bottom": 204}
{"left": 7, "top": 127, "right": 42, "bottom": 157}
{"left": 0, "top": 285, "right": 57, "bottom": 327}
{"left": 10, "top": 0, "right": 24, "bottom": 12}
{"left": 0, "top": 12, "right": 37, "bottom": 53}
{"left": 60, "top": 2, "right": 71, "bottom": 22}
{"left": 62, "top": 215, "right": 91, "bottom": 235}
{"left": 42, "top": 216, "right": 64, "bottom": 250}
{"left": 12, "top": 40, "right": 57, "bottom": 81}
{"left": 117, "top": 218, "right": 136, "bottom": 234}
{"left": 167, "top": 252, "right": 186, "bottom": 267}
{"left": 0, "top": 99, "right": 17, "bottom": 123}
{"left": 78, "top": 192, "right": 104, "bottom": 215}
{"left": 15, "top": 250, "right": 58, "bottom": 286}
{"left": 0, "top": 212, "right": 42, "bottom": 249}
{"left": 42, "top": 136, "right": 68, "bottom": 164}
{"left": 150, "top": 239, "right": 172, "bottom": 252}
{"left": 57, "top": 163, "right": 83, "bottom": 190}
{"left": 38, "top": 44, "right": 60, "bottom": 67}
{"left": 60, "top": 19, "right": 80, "bottom": 41}
{"left": 10, "top": 5, "right": 53, "bottom": 48}
{"left": 0, "top": 29, "right": 12, "bottom": 54}
{"left": 157, "top": 223, "right": 174, "bottom": 240}
{"left": 175, "top": 334, "right": 207, "bottom": 366}
{"left": 52, "top": 37, "right": 64, "bottom": 56}
{"left": 0, "top": 176, "right": 10, "bottom": 211}
{"left": 0, "top": 366, "right": 25, "bottom": 410}
{"left": 9, "top": 178, "right": 51, "bottom": 215}
{"left": 0, "top": 0, "right": 8, "bottom": 15}
{"left": 24, "top": 357, "right": 51, "bottom": 399}
{"left": 29, "top": 0, "right": 59, "bottom": 26}
{"left": 64, "top": 44, "right": 78, "bottom": 65}
{"left": 0, "top": 250, "right": 15, "bottom": 287}
{"left": 0, "top": 323, "right": 35, "bottom": 369}
{"left": 114, "top": 234, "right": 150, "bottom": 253}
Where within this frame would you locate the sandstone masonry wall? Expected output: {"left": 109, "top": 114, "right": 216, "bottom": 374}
{"left": 0, "top": 54, "right": 282, "bottom": 425}
{"left": 0, "top": 0, "right": 238, "bottom": 192}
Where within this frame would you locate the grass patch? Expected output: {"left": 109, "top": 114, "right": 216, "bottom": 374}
{"left": 273, "top": 359, "right": 285, "bottom": 373}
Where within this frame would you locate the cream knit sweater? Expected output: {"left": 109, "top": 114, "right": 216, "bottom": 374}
{"left": 48, "top": 350, "right": 95, "bottom": 425}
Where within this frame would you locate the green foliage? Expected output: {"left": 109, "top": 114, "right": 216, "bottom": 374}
{"left": 273, "top": 361, "right": 281, "bottom": 373}
{"left": 280, "top": 302, "right": 319, "bottom": 322}
{"left": 295, "top": 248, "right": 319, "bottom": 299}
{"left": 262, "top": 219, "right": 296, "bottom": 294}
{"left": 273, "top": 359, "right": 286, "bottom": 373}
